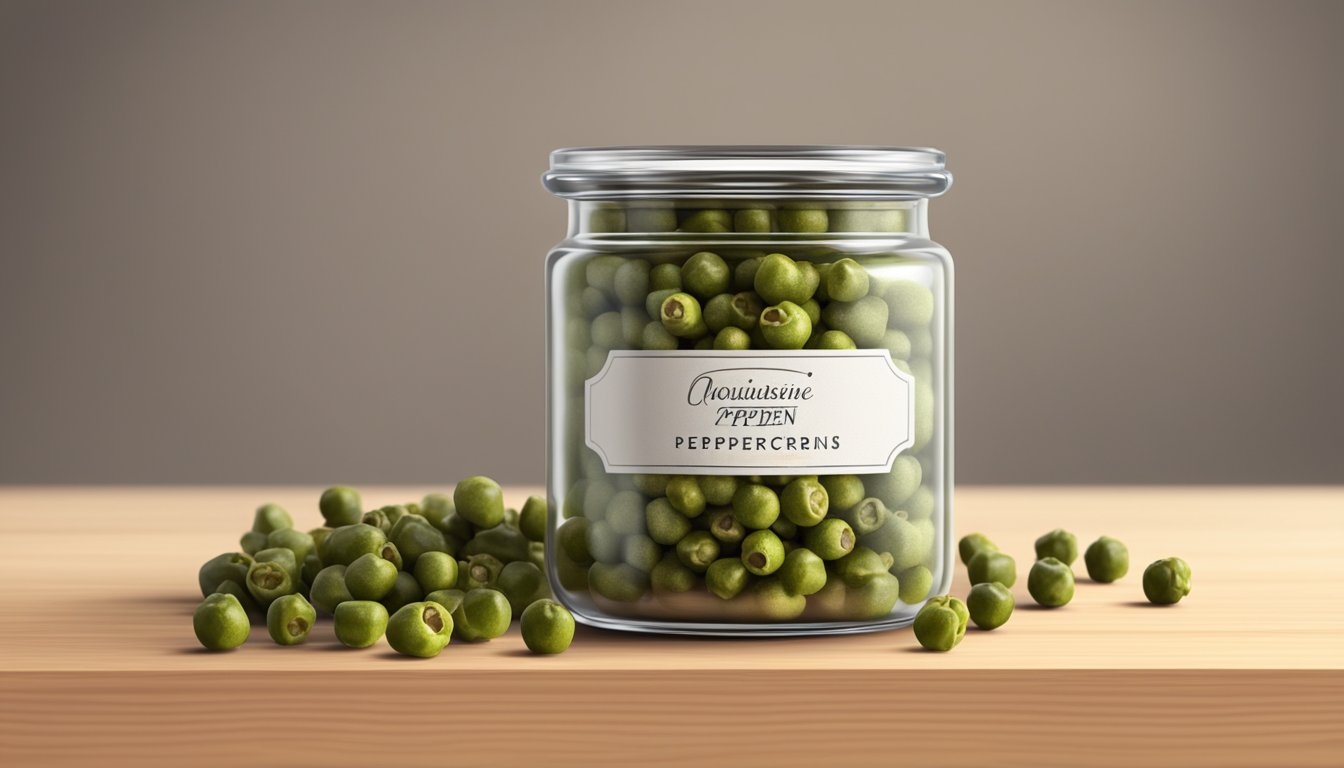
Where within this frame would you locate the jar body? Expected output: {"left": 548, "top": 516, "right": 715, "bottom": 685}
{"left": 546, "top": 197, "right": 952, "bottom": 636}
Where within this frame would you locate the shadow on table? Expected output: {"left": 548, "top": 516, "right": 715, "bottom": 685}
{"left": 117, "top": 592, "right": 203, "bottom": 608}
{"left": 1121, "top": 600, "right": 1175, "bottom": 609}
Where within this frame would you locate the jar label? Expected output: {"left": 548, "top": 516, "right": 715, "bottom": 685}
{"left": 586, "top": 350, "right": 915, "bottom": 475}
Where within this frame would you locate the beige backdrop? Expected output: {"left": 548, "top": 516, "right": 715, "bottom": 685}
{"left": 2, "top": 0, "right": 1341, "bottom": 484}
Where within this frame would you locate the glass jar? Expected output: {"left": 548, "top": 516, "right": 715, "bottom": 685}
{"left": 542, "top": 146, "right": 953, "bottom": 636}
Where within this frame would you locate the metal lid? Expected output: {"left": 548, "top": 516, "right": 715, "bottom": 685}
{"left": 543, "top": 145, "right": 952, "bottom": 200}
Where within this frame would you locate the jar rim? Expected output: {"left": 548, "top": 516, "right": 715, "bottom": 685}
{"left": 543, "top": 145, "right": 951, "bottom": 200}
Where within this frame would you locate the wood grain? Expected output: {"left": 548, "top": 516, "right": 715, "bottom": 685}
{"left": 0, "top": 486, "right": 1341, "bottom": 766}
{"left": 2, "top": 671, "right": 1341, "bottom": 768}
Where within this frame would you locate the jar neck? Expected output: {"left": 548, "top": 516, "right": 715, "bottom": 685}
{"left": 567, "top": 199, "right": 929, "bottom": 237}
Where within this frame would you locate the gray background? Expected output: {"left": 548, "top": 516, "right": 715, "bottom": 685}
{"left": 2, "top": 0, "right": 1341, "bottom": 485}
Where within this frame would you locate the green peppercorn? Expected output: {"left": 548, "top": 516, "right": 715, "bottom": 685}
{"left": 780, "top": 477, "right": 828, "bottom": 527}
{"left": 777, "top": 208, "right": 828, "bottom": 233}
{"left": 680, "top": 210, "right": 731, "bottom": 233}
{"left": 613, "top": 260, "right": 651, "bottom": 305}
{"left": 660, "top": 292, "right": 708, "bottom": 338}
{"left": 461, "top": 523, "right": 530, "bottom": 563}
{"left": 251, "top": 503, "right": 293, "bottom": 535}
{"left": 740, "top": 530, "right": 786, "bottom": 576}
{"left": 268, "top": 529, "right": 318, "bottom": 564}
{"left": 681, "top": 251, "right": 731, "bottom": 299}
{"left": 345, "top": 552, "right": 398, "bottom": 601}
{"left": 727, "top": 292, "right": 763, "bottom": 330}
{"left": 319, "top": 486, "right": 363, "bottom": 527}
{"left": 449, "top": 588, "right": 512, "bottom": 642}
{"left": 860, "top": 515, "right": 931, "bottom": 572}
{"left": 376, "top": 541, "right": 404, "bottom": 572}
{"left": 622, "top": 534, "right": 661, "bottom": 573}
{"left": 518, "top": 496, "right": 548, "bottom": 543}
{"left": 816, "top": 330, "right": 857, "bottom": 349}
{"left": 731, "top": 483, "right": 781, "bottom": 530}
{"left": 705, "top": 507, "right": 747, "bottom": 546}
{"left": 819, "top": 475, "right": 865, "bottom": 513}
{"left": 245, "top": 559, "right": 295, "bottom": 607}
{"left": 883, "top": 279, "right": 935, "bottom": 329}
{"left": 1027, "top": 557, "right": 1075, "bottom": 607}
{"left": 556, "top": 517, "right": 593, "bottom": 565}
{"left": 698, "top": 475, "right": 739, "bottom": 506}
{"left": 632, "top": 474, "right": 671, "bottom": 496}
{"left": 754, "top": 253, "right": 812, "bottom": 305}
{"left": 588, "top": 562, "right": 649, "bottom": 602}
{"left": 585, "top": 520, "right": 621, "bottom": 564}
{"left": 310, "top": 564, "right": 354, "bottom": 614}
{"left": 713, "top": 326, "right": 752, "bottom": 349}
{"left": 958, "top": 532, "right": 998, "bottom": 565}
{"left": 828, "top": 207, "right": 905, "bottom": 233}
{"left": 649, "top": 263, "right": 682, "bottom": 291}
{"left": 1084, "top": 536, "right": 1130, "bottom": 583}
{"left": 586, "top": 254, "right": 624, "bottom": 292}
{"left": 733, "top": 209, "right": 773, "bottom": 233}
{"left": 753, "top": 577, "right": 806, "bottom": 620}
{"left": 360, "top": 507, "right": 393, "bottom": 533}
{"left": 1143, "top": 557, "right": 1192, "bottom": 605}
{"left": 389, "top": 515, "right": 446, "bottom": 569}
{"left": 967, "top": 550, "right": 1017, "bottom": 588}
{"left": 193, "top": 593, "right": 250, "bottom": 651}
{"left": 759, "top": 301, "right": 813, "bottom": 349}
{"left": 322, "top": 523, "right": 388, "bottom": 567}
{"left": 821, "top": 295, "right": 888, "bottom": 347}
{"left": 867, "top": 455, "right": 922, "bottom": 509}
{"left": 521, "top": 599, "right": 576, "bottom": 654}
{"left": 198, "top": 552, "right": 253, "bottom": 598}
{"left": 455, "top": 476, "right": 505, "bottom": 529}
{"left": 898, "top": 565, "right": 933, "bottom": 604}
{"left": 823, "top": 258, "right": 870, "bottom": 302}
{"left": 705, "top": 557, "right": 750, "bottom": 600}
{"left": 675, "top": 531, "right": 721, "bottom": 573}
{"left": 843, "top": 571, "right": 900, "bottom": 620}
{"left": 644, "top": 498, "right": 691, "bottom": 545}
{"left": 802, "top": 518, "right": 855, "bottom": 560}
{"left": 778, "top": 548, "right": 827, "bottom": 596}
{"left": 913, "top": 595, "right": 968, "bottom": 651}
{"left": 903, "top": 485, "right": 935, "bottom": 520}
{"left": 333, "top": 600, "right": 389, "bottom": 649}
{"left": 835, "top": 497, "right": 889, "bottom": 537}
{"left": 1035, "top": 528, "right": 1079, "bottom": 565}
{"left": 458, "top": 553, "right": 505, "bottom": 590}
{"left": 266, "top": 593, "right": 316, "bottom": 646}
{"left": 429, "top": 494, "right": 463, "bottom": 526}
{"left": 966, "top": 582, "right": 1014, "bottom": 630}
{"left": 832, "top": 547, "right": 889, "bottom": 587}
{"left": 665, "top": 476, "right": 707, "bottom": 518}
{"left": 412, "top": 551, "right": 460, "bottom": 594}
{"left": 800, "top": 298, "right": 822, "bottom": 326}
{"left": 385, "top": 601, "right": 453, "bottom": 658}
{"left": 649, "top": 552, "right": 697, "bottom": 593}
{"left": 239, "top": 530, "right": 267, "bottom": 556}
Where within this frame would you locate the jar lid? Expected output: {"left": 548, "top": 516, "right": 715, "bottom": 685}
{"left": 543, "top": 145, "right": 952, "bottom": 200}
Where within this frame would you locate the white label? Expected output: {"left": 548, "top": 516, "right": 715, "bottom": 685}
{"left": 585, "top": 350, "right": 914, "bottom": 475}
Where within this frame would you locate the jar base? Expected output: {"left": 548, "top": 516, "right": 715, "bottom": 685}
{"left": 564, "top": 605, "right": 919, "bottom": 638}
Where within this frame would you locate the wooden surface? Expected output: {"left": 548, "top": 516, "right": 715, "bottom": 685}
{"left": 1, "top": 486, "right": 1341, "bottom": 766}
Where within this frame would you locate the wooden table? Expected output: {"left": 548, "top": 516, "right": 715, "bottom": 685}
{"left": 1, "top": 486, "right": 1340, "bottom": 767}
